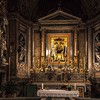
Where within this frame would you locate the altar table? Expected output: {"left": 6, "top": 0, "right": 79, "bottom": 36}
{"left": 37, "top": 89, "right": 79, "bottom": 97}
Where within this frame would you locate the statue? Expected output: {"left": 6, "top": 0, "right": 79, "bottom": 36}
{"left": 1, "top": 33, "right": 7, "bottom": 63}
{"left": 95, "top": 53, "right": 100, "bottom": 62}
{"left": 18, "top": 34, "right": 26, "bottom": 63}
{"left": 0, "top": 0, "right": 8, "bottom": 64}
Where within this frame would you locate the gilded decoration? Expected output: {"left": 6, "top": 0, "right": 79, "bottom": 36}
{"left": 32, "top": 9, "right": 89, "bottom": 81}
{"left": 94, "top": 63, "right": 100, "bottom": 71}
{"left": 47, "top": 33, "right": 71, "bottom": 65}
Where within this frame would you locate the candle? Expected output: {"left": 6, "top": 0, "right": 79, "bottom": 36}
{"left": 46, "top": 49, "right": 48, "bottom": 57}
{"left": 42, "top": 83, "right": 44, "bottom": 90}
{"left": 42, "top": 42, "right": 43, "bottom": 56}
{"left": 64, "top": 46, "right": 66, "bottom": 56}
{"left": 74, "top": 83, "right": 76, "bottom": 90}
{"left": 84, "top": 57, "right": 85, "bottom": 69}
{"left": 85, "top": 85, "right": 86, "bottom": 92}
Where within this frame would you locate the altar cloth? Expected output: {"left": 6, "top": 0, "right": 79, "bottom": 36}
{"left": 37, "top": 89, "right": 79, "bottom": 97}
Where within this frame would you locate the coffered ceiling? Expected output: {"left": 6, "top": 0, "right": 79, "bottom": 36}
{"left": 7, "top": 0, "right": 100, "bottom": 22}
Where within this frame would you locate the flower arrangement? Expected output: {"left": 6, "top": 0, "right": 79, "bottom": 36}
{"left": 61, "top": 84, "right": 74, "bottom": 91}
{"left": 66, "top": 84, "right": 73, "bottom": 91}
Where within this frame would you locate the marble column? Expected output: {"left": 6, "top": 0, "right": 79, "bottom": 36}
{"left": 32, "top": 28, "right": 35, "bottom": 69}
{"left": 85, "top": 28, "right": 88, "bottom": 71}
{"left": 74, "top": 29, "right": 79, "bottom": 72}
{"left": 0, "top": 31, "right": 2, "bottom": 65}
{"left": 28, "top": 27, "right": 31, "bottom": 76}
{"left": 41, "top": 30, "right": 45, "bottom": 67}
{"left": 88, "top": 26, "right": 93, "bottom": 77}
{"left": 74, "top": 30, "right": 78, "bottom": 57}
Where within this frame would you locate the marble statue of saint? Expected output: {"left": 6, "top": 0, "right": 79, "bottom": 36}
{"left": 0, "top": 0, "right": 8, "bottom": 64}
{"left": 19, "top": 47, "right": 26, "bottom": 62}
{"left": 95, "top": 53, "right": 100, "bottom": 62}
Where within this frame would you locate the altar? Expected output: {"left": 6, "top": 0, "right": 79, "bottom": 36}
{"left": 33, "top": 81, "right": 91, "bottom": 98}
{"left": 37, "top": 89, "right": 79, "bottom": 100}
{"left": 31, "top": 9, "right": 91, "bottom": 98}
{"left": 37, "top": 89, "right": 79, "bottom": 97}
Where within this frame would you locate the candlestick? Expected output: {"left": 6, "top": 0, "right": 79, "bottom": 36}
{"left": 74, "top": 83, "right": 76, "bottom": 90}
{"left": 64, "top": 46, "right": 67, "bottom": 56}
{"left": 42, "top": 83, "right": 44, "bottom": 90}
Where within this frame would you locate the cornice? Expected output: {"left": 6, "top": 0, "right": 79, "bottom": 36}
{"left": 39, "top": 20, "right": 82, "bottom": 25}
{"left": 8, "top": 13, "right": 33, "bottom": 27}
{"left": 40, "top": 25, "right": 85, "bottom": 31}
{"left": 86, "top": 14, "right": 100, "bottom": 27}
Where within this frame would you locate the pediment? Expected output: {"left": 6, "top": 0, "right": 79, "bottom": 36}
{"left": 38, "top": 10, "right": 81, "bottom": 23}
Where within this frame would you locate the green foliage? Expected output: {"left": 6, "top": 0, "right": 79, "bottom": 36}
{"left": 61, "top": 84, "right": 74, "bottom": 91}
{"left": 66, "top": 84, "right": 74, "bottom": 90}
{"left": 1, "top": 81, "right": 19, "bottom": 95}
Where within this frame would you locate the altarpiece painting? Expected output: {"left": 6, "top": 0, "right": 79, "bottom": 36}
{"left": 47, "top": 33, "right": 71, "bottom": 65}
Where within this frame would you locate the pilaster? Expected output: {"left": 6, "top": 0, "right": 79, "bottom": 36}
{"left": 41, "top": 29, "right": 46, "bottom": 67}
{"left": 88, "top": 26, "right": 93, "bottom": 77}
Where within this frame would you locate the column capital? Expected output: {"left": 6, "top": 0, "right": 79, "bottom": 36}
{"left": 40, "top": 28, "right": 46, "bottom": 32}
